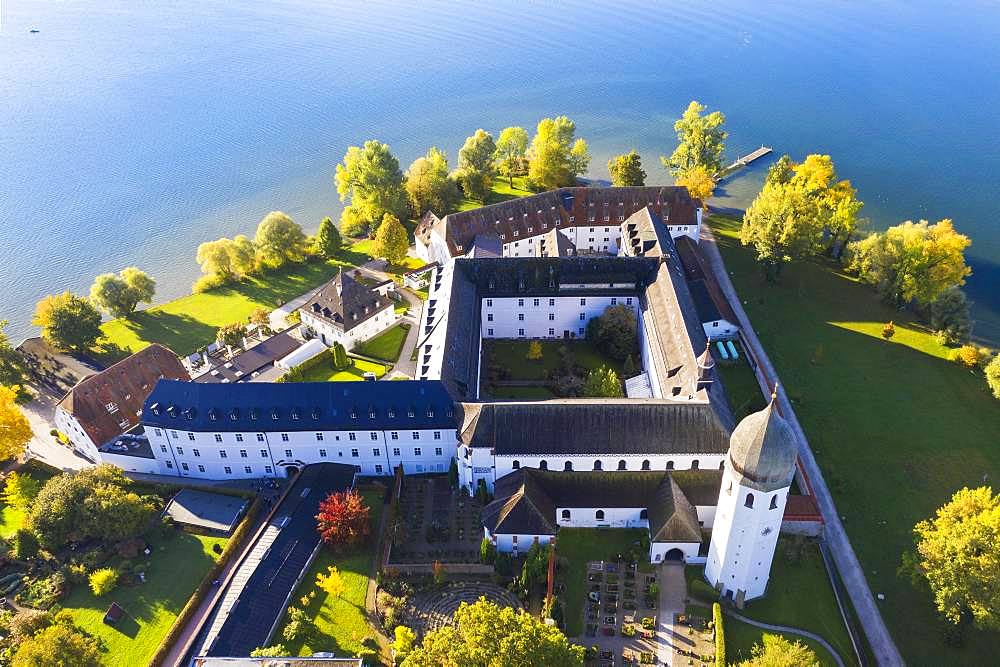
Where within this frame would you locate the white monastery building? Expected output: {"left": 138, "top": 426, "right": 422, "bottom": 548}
{"left": 298, "top": 270, "right": 396, "bottom": 350}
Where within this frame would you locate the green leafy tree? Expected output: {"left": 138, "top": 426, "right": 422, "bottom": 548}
{"left": 255, "top": 211, "right": 308, "bottom": 269}
{"left": 194, "top": 235, "right": 256, "bottom": 290}
{"left": 331, "top": 342, "right": 350, "bottom": 370}
{"left": 527, "top": 341, "right": 543, "bottom": 361}
{"left": 456, "top": 130, "right": 497, "bottom": 203}
{"left": 89, "top": 267, "right": 155, "bottom": 318}
{"left": 282, "top": 606, "right": 316, "bottom": 643}
{"left": 586, "top": 305, "right": 637, "bottom": 361}
{"left": 607, "top": 151, "right": 646, "bottom": 186}
{"left": 846, "top": 219, "right": 972, "bottom": 307}
{"left": 448, "top": 457, "right": 459, "bottom": 488}
{"left": 583, "top": 366, "right": 623, "bottom": 398}
{"left": 32, "top": 292, "right": 102, "bottom": 352}
{"left": 662, "top": 100, "right": 727, "bottom": 175}
{"left": 405, "top": 147, "right": 461, "bottom": 214}
{"left": 0, "top": 321, "right": 30, "bottom": 403}
{"left": 313, "top": 216, "right": 343, "bottom": 258}
{"left": 734, "top": 633, "right": 819, "bottom": 667}
{"left": 250, "top": 308, "right": 273, "bottom": 336}
{"left": 88, "top": 568, "right": 118, "bottom": 596}
{"left": 12, "top": 623, "right": 101, "bottom": 667}
{"left": 217, "top": 322, "right": 248, "bottom": 349}
{"left": 11, "top": 527, "right": 40, "bottom": 560}
{"left": 905, "top": 486, "right": 1000, "bottom": 629}
{"left": 527, "top": 117, "right": 590, "bottom": 190}
{"left": 929, "top": 287, "right": 972, "bottom": 345}
{"left": 494, "top": 126, "right": 529, "bottom": 187}
{"left": 371, "top": 213, "right": 409, "bottom": 265}
{"left": 250, "top": 645, "right": 289, "bottom": 657}
{"left": 393, "top": 625, "right": 417, "bottom": 662}
{"left": 739, "top": 181, "right": 822, "bottom": 281}
{"left": 985, "top": 354, "right": 1000, "bottom": 400}
{"left": 400, "top": 598, "right": 584, "bottom": 666}
{"left": 4, "top": 472, "right": 41, "bottom": 511}
{"left": 479, "top": 536, "right": 496, "bottom": 564}
{"left": 0, "top": 386, "right": 32, "bottom": 463}
{"left": 335, "top": 140, "right": 410, "bottom": 238}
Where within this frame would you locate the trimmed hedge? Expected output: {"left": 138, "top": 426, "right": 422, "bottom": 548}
{"left": 276, "top": 345, "right": 340, "bottom": 383}
{"left": 148, "top": 496, "right": 262, "bottom": 666}
{"left": 713, "top": 602, "right": 725, "bottom": 666}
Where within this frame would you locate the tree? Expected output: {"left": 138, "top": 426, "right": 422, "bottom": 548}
{"left": 88, "top": 568, "right": 118, "bottom": 596}
{"left": 0, "top": 321, "right": 30, "bottom": 403}
{"left": 4, "top": 472, "right": 41, "bottom": 511}
{"left": 739, "top": 181, "right": 822, "bottom": 280}
{"left": 494, "top": 126, "right": 529, "bottom": 187}
{"left": 393, "top": 625, "right": 417, "bottom": 662}
{"left": 527, "top": 117, "right": 590, "bottom": 190}
{"left": 12, "top": 623, "right": 101, "bottom": 667}
{"left": 371, "top": 213, "right": 409, "bottom": 265}
{"left": 335, "top": 140, "right": 410, "bottom": 238}
{"left": 881, "top": 321, "right": 895, "bottom": 340}
{"left": 331, "top": 342, "right": 350, "bottom": 370}
{"left": 675, "top": 165, "right": 715, "bottom": 202}
{"left": 11, "top": 527, "right": 40, "bottom": 560}
{"left": 250, "top": 308, "right": 273, "bottom": 336}
{"left": 930, "top": 287, "right": 972, "bottom": 345}
{"left": 315, "top": 565, "right": 345, "bottom": 597}
{"left": 734, "top": 633, "right": 819, "bottom": 667}
{"left": 583, "top": 366, "right": 624, "bottom": 398}
{"left": 662, "top": 100, "right": 727, "bottom": 175}
{"left": 448, "top": 457, "right": 459, "bottom": 489}
{"left": 32, "top": 292, "right": 102, "bottom": 352}
{"left": 846, "top": 219, "right": 972, "bottom": 307}
{"left": 316, "top": 489, "right": 371, "bottom": 548}
{"left": 607, "top": 151, "right": 646, "bottom": 186}
{"left": 250, "top": 645, "right": 289, "bottom": 657}
{"left": 255, "top": 211, "right": 308, "bottom": 269}
{"left": 586, "top": 305, "right": 637, "bottom": 361}
{"left": 313, "top": 216, "right": 343, "bottom": 258}
{"left": 456, "top": 130, "right": 497, "bottom": 203}
{"left": 89, "top": 267, "right": 155, "bottom": 318}
{"left": 0, "top": 386, "right": 32, "bottom": 463}
{"left": 194, "top": 235, "right": 256, "bottom": 290}
{"left": 217, "top": 322, "right": 248, "bottom": 349}
{"left": 479, "top": 536, "right": 496, "bottom": 564}
{"left": 981, "top": 353, "right": 1000, "bottom": 400}
{"left": 957, "top": 345, "right": 980, "bottom": 368}
{"left": 400, "top": 598, "right": 584, "bottom": 666}
{"left": 527, "top": 341, "right": 543, "bottom": 361}
{"left": 906, "top": 486, "right": 1000, "bottom": 629}
{"left": 282, "top": 606, "right": 316, "bottom": 643}
{"left": 405, "top": 147, "right": 461, "bottom": 215}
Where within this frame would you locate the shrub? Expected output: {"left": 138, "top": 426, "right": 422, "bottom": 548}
{"left": 10, "top": 529, "right": 40, "bottom": 560}
{"left": 66, "top": 563, "right": 89, "bottom": 585}
{"left": 957, "top": 344, "right": 980, "bottom": 368}
{"left": 9, "top": 609, "right": 53, "bottom": 640}
{"left": 713, "top": 603, "right": 725, "bottom": 667}
{"left": 282, "top": 606, "right": 315, "bottom": 643}
{"left": 881, "top": 321, "right": 895, "bottom": 340}
{"left": 986, "top": 354, "right": 1000, "bottom": 400}
{"left": 480, "top": 537, "right": 497, "bottom": 565}
{"left": 89, "top": 568, "right": 118, "bottom": 596}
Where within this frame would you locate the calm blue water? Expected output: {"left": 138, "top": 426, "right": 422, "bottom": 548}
{"left": 2, "top": 0, "right": 999, "bottom": 343}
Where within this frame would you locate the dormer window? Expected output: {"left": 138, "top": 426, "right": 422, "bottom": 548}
{"left": 407, "top": 407, "right": 415, "bottom": 418}
{"left": 208, "top": 409, "right": 218, "bottom": 422}
{"left": 291, "top": 409, "right": 300, "bottom": 421}
{"left": 271, "top": 409, "right": 280, "bottom": 421}
{"left": 230, "top": 409, "right": 239, "bottom": 421}
{"left": 350, "top": 408, "right": 357, "bottom": 419}
{"left": 106, "top": 402, "right": 119, "bottom": 414}
{"left": 369, "top": 407, "right": 376, "bottom": 419}
{"left": 513, "top": 230, "right": 519, "bottom": 237}
{"left": 388, "top": 408, "right": 396, "bottom": 418}
{"left": 311, "top": 408, "right": 321, "bottom": 420}
{"left": 426, "top": 408, "right": 434, "bottom": 418}
{"left": 249, "top": 408, "right": 258, "bottom": 421}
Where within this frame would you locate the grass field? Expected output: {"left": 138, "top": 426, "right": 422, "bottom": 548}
{"left": 714, "top": 343, "right": 768, "bottom": 421}
{"left": 61, "top": 531, "right": 226, "bottom": 667}
{"left": 483, "top": 339, "right": 626, "bottom": 382}
{"left": 355, "top": 323, "right": 410, "bottom": 363}
{"left": 0, "top": 461, "right": 59, "bottom": 539}
{"left": 457, "top": 176, "right": 533, "bottom": 212}
{"left": 555, "top": 528, "right": 649, "bottom": 637}
{"left": 294, "top": 356, "right": 387, "bottom": 382}
{"left": 709, "top": 214, "right": 1000, "bottom": 664}
{"left": 279, "top": 486, "right": 385, "bottom": 657}
{"left": 715, "top": 607, "right": 840, "bottom": 666}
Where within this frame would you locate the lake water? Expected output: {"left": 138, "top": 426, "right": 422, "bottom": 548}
{"left": 2, "top": 0, "right": 999, "bottom": 343}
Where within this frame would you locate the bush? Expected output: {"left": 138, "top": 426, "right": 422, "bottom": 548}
{"left": 65, "top": 563, "right": 89, "bottom": 585}
{"left": 88, "top": 568, "right": 118, "bottom": 596}
{"left": 10, "top": 529, "right": 40, "bottom": 560}
{"left": 480, "top": 537, "right": 497, "bottom": 565}
{"left": 9, "top": 609, "right": 53, "bottom": 640}
{"left": 881, "top": 321, "right": 895, "bottom": 340}
{"left": 16, "top": 571, "right": 67, "bottom": 610}
{"left": 713, "top": 603, "right": 725, "bottom": 667}
{"left": 495, "top": 551, "right": 513, "bottom": 576}
{"left": 986, "top": 354, "right": 1000, "bottom": 400}
{"left": 282, "top": 606, "right": 315, "bottom": 643}
{"left": 957, "top": 344, "right": 980, "bottom": 368}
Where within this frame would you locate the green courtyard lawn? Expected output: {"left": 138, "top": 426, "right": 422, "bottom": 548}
{"left": 716, "top": 608, "right": 840, "bottom": 667}
{"left": 294, "top": 356, "right": 387, "bottom": 383}
{"left": 490, "top": 386, "right": 557, "bottom": 400}
{"left": 355, "top": 323, "right": 410, "bottom": 363}
{"left": 61, "top": 531, "right": 226, "bottom": 667}
{"left": 483, "top": 339, "right": 628, "bottom": 382}
{"left": 709, "top": 214, "right": 1000, "bottom": 664}
{"left": 0, "top": 460, "right": 59, "bottom": 539}
{"left": 555, "top": 528, "right": 649, "bottom": 637}
{"left": 714, "top": 343, "right": 768, "bottom": 421}
{"left": 278, "top": 486, "right": 385, "bottom": 657}
{"left": 457, "top": 176, "right": 533, "bottom": 212}
{"left": 98, "top": 244, "right": 371, "bottom": 361}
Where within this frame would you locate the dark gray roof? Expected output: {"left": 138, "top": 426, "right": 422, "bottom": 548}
{"left": 675, "top": 235, "right": 738, "bottom": 325}
{"left": 687, "top": 279, "right": 723, "bottom": 323}
{"left": 458, "top": 400, "right": 731, "bottom": 455}
{"left": 728, "top": 397, "right": 798, "bottom": 492}
{"left": 456, "top": 256, "right": 659, "bottom": 296}
{"left": 195, "top": 331, "right": 301, "bottom": 383}
{"left": 435, "top": 265, "right": 481, "bottom": 400}
{"left": 471, "top": 233, "right": 502, "bottom": 258}
{"left": 302, "top": 270, "right": 392, "bottom": 333}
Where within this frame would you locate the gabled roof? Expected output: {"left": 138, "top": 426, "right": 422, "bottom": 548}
{"left": 674, "top": 235, "right": 738, "bottom": 325}
{"left": 57, "top": 344, "right": 189, "bottom": 447}
{"left": 455, "top": 256, "right": 659, "bottom": 296}
{"left": 301, "top": 270, "right": 392, "bottom": 333}
{"left": 195, "top": 331, "right": 301, "bottom": 383}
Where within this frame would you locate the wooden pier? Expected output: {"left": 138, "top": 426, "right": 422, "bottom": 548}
{"left": 715, "top": 145, "right": 773, "bottom": 180}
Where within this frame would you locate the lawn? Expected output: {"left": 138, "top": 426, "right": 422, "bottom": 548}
{"left": 61, "top": 531, "right": 226, "bottom": 667}
{"left": 457, "top": 176, "right": 533, "bottom": 212}
{"left": 709, "top": 214, "right": 1000, "bottom": 664}
{"left": 279, "top": 486, "right": 385, "bottom": 657}
{"left": 555, "top": 528, "right": 649, "bottom": 637}
{"left": 98, "top": 244, "right": 371, "bottom": 360}
{"left": 294, "top": 356, "right": 387, "bottom": 382}
{"left": 710, "top": 605, "right": 841, "bottom": 667}
{"left": 0, "top": 460, "right": 59, "bottom": 539}
{"left": 355, "top": 323, "right": 410, "bottom": 363}
{"left": 490, "top": 386, "right": 557, "bottom": 400}
{"left": 714, "top": 343, "right": 767, "bottom": 421}
{"left": 483, "top": 339, "right": 627, "bottom": 382}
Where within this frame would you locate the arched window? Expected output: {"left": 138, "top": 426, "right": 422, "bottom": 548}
{"left": 666, "top": 460, "right": 675, "bottom": 470}
{"left": 691, "top": 460, "right": 699, "bottom": 470}
{"left": 593, "top": 460, "right": 602, "bottom": 471}
{"left": 770, "top": 495, "right": 778, "bottom": 510}
{"left": 561, "top": 509, "right": 571, "bottom": 520}
{"left": 640, "top": 509, "right": 648, "bottom": 520}
{"left": 512, "top": 460, "right": 520, "bottom": 470}
{"left": 564, "top": 461, "right": 573, "bottom": 471}
{"left": 539, "top": 460, "right": 547, "bottom": 470}
{"left": 618, "top": 459, "right": 627, "bottom": 471}
{"left": 641, "top": 460, "right": 651, "bottom": 471}
{"left": 744, "top": 493, "right": 755, "bottom": 508}
{"left": 596, "top": 510, "right": 605, "bottom": 521}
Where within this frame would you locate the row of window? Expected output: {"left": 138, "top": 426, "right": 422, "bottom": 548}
{"left": 560, "top": 509, "right": 642, "bottom": 521}
{"left": 156, "top": 429, "right": 446, "bottom": 442}
{"left": 164, "top": 445, "right": 445, "bottom": 459}
{"left": 164, "top": 460, "right": 274, "bottom": 475}
{"left": 485, "top": 297, "right": 634, "bottom": 308}
{"left": 511, "top": 459, "right": 719, "bottom": 471}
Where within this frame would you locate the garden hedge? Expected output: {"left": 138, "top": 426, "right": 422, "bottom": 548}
{"left": 713, "top": 602, "right": 725, "bottom": 666}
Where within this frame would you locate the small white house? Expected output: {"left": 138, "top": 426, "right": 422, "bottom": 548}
{"left": 299, "top": 271, "right": 396, "bottom": 351}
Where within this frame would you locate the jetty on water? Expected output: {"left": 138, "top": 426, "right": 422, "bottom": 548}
{"left": 715, "top": 145, "right": 773, "bottom": 180}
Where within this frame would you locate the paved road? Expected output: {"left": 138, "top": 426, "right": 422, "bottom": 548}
{"left": 698, "top": 226, "right": 903, "bottom": 666}
{"left": 723, "top": 609, "right": 846, "bottom": 667}
{"left": 19, "top": 385, "right": 91, "bottom": 472}
{"left": 657, "top": 563, "right": 686, "bottom": 666}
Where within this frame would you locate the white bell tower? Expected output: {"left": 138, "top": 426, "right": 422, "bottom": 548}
{"left": 705, "top": 389, "right": 797, "bottom": 606}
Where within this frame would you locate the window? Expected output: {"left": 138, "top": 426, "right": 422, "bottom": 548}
{"left": 487, "top": 328, "right": 494, "bottom": 336}
{"left": 518, "top": 298, "right": 524, "bottom": 306}
{"left": 518, "top": 313, "right": 524, "bottom": 321}
{"left": 349, "top": 433, "right": 357, "bottom": 441}
{"left": 611, "top": 297, "right": 617, "bottom": 305}
{"left": 518, "top": 328, "right": 525, "bottom": 336}
{"left": 257, "top": 433, "right": 265, "bottom": 442}
{"left": 580, "top": 298, "right": 586, "bottom": 305}
{"left": 171, "top": 430, "right": 178, "bottom": 439}
{"left": 224, "top": 466, "right": 232, "bottom": 474}
{"left": 548, "top": 313, "right": 554, "bottom": 321}
{"left": 193, "top": 448, "right": 201, "bottom": 457}
{"left": 176, "top": 446, "right": 184, "bottom": 455}
{"left": 219, "top": 449, "right": 227, "bottom": 459}
{"left": 370, "top": 432, "right": 378, "bottom": 441}
{"left": 533, "top": 298, "right": 540, "bottom": 306}
{"left": 486, "top": 299, "right": 493, "bottom": 307}
{"left": 640, "top": 509, "right": 648, "bottom": 519}
{"left": 260, "top": 449, "right": 268, "bottom": 458}
{"left": 391, "top": 431, "right": 399, "bottom": 440}
{"left": 412, "top": 447, "right": 421, "bottom": 457}
{"left": 539, "top": 460, "right": 547, "bottom": 470}
{"left": 549, "top": 298, "right": 555, "bottom": 306}
{"left": 487, "top": 313, "right": 494, "bottom": 322}
{"left": 642, "top": 460, "right": 650, "bottom": 470}
{"left": 351, "top": 449, "right": 359, "bottom": 458}
{"left": 745, "top": 493, "right": 755, "bottom": 508}
{"left": 578, "top": 328, "right": 585, "bottom": 336}
{"left": 236, "top": 433, "right": 244, "bottom": 442}
{"left": 433, "top": 431, "right": 441, "bottom": 440}
{"left": 564, "top": 461, "right": 573, "bottom": 471}
{"left": 392, "top": 448, "right": 400, "bottom": 456}
{"left": 197, "top": 464, "right": 205, "bottom": 473}
{"left": 189, "top": 433, "right": 196, "bottom": 441}
{"left": 561, "top": 509, "right": 571, "bottom": 520}
{"left": 375, "top": 464, "right": 384, "bottom": 474}
{"left": 666, "top": 460, "right": 674, "bottom": 470}
{"left": 595, "top": 510, "right": 605, "bottom": 521}
{"left": 319, "top": 449, "right": 327, "bottom": 458}
{"left": 579, "top": 313, "right": 585, "bottom": 320}
{"left": 593, "top": 460, "right": 602, "bottom": 470}
{"left": 240, "top": 449, "right": 248, "bottom": 458}
{"left": 277, "top": 433, "right": 287, "bottom": 442}
{"left": 435, "top": 447, "right": 442, "bottom": 456}
{"left": 160, "top": 445, "right": 167, "bottom": 453}
{"left": 284, "top": 449, "right": 293, "bottom": 458}
{"left": 691, "top": 460, "right": 699, "bottom": 469}
{"left": 548, "top": 328, "right": 555, "bottom": 336}
{"left": 618, "top": 459, "right": 627, "bottom": 471}
{"left": 154, "top": 428, "right": 162, "bottom": 437}
{"left": 513, "top": 460, "right": 520, "bottom": 470}
{"left": 412, "top": 432, "right": 420, "bottom": 440}
{"left": 181, "top": 462, "right": 189, "bottom": 471}
{"left": 165, "top": 461, "right": 173, "bottom": 469}
{"left": 316, "top": 433, "right": 324, "bottom": 441}
{"left": 626, "top": 297, "right": 633, "bottom": 305}
{"left": 770, "top": 495, "right": 779, "bottom": 510}
{"left": 373, "top": 448, "right": 380, "bottom": 456}
{"left": 244, "top": 466, "right": 252, "bottom": 474}
{"left": 265, "top": 466, "right": 273, "bottom": 474}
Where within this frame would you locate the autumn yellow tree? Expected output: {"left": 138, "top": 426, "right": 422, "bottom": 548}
{"left": 674, "top": 165, "right": 715, "bottom": 203}
{"left": 0, "top": 386, "right": 32, "bottom": 462}
{"left": 315, "top": 565, "right": 345, "bottom": 598}
{"left": 526, "top": 341, "right": 543, "bottom": 361}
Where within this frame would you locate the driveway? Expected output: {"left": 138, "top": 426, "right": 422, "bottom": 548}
{"left": 657, "top": 563, "right": 687, "bottom": 665}
{"left": 18, "top": 385, "right": 91, "bottom": 472}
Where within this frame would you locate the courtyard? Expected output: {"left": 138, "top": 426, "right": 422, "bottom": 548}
{"left": 388, "top": 475, "right": 484, "bottom": 564}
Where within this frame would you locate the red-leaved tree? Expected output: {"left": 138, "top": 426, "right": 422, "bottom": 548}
{"left": 316, "top": 490, "right": 371, "bottom": 548}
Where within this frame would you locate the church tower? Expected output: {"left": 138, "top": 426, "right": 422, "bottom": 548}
{"left": 705, "top": 390, "right": 798, "bottom": 606}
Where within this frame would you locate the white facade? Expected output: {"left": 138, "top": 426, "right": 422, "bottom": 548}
{"left": 54, "top": 407, "right": 100, "bottom": 462}
{"left": 98, "top": 449, "right": 162, "bottom": 474}
{"left": 484, "top": 527, "right": 553, "bottom": 556}
{"left": 143, "top": 424, "right": 458, "bottom": 480}
{"left": 704, "top": 467, "right": 791, "bottom": 602}
{"left": 703, "top": 318, "right": 740, "bottom": 341}
{"left": 481, "top": 294, "right": 639, "bottom": 340}
{"left": 301, "top": 304, "right": 395, "bottom": 351}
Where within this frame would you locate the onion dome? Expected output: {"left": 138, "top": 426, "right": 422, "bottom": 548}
{"left": 727, "top": 387, "right": 797, "bottom": 492}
